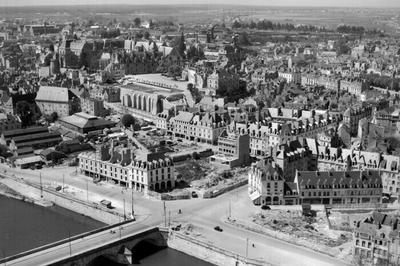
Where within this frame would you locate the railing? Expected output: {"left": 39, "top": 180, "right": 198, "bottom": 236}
{"left": 171, "top": 231, "right": 267, "bottom": 266}
{"left": 0, "top": 220, "right": 138, "bottom": 264}
{"left": 325, "top": 203, "right": 388, "bottom": 209}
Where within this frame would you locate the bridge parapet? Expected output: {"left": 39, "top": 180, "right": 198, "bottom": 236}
{"left": 1, "top": 225, "right": 167, "bottom": 266}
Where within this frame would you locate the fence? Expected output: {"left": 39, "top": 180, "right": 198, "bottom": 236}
{"left": 326, "top": 203, "right": 388, "bottom": 210}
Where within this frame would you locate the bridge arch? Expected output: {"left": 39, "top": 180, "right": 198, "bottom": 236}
{"left": 133, "top": 93, "right": 137, "bottom": 109}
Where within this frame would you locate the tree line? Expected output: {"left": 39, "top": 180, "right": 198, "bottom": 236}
{"left": 232, "top": 20, "right": 380, "bottom": 35}
{"left": 232, "top": 20, "right": 326, "bottom": 32}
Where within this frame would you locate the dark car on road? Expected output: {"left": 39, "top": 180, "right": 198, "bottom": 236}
{"left": 261, "top": 205, "right": 271, "bottom": 210}
{"left": 214, "top": 226, "right": 223, "bottom": 232}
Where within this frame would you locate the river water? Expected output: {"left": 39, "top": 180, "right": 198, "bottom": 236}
{"left": 0, "top": 195, "right": 214, "bottom": 265}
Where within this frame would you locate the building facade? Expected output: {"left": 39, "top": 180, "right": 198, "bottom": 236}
{"left": 354, "top": 212, "right": 400, "bottom": 266}
{"left": 78, "top": 146, "right": 175, "bottom": 192}
{"left": 36, "top": 86, "right": 80, "bottom": 117}
{"left": 294, "top": 170, "right": 382, "bottom": 205}
{"left": 170, "top": 111, "right": 227, "bottom": 144}
{"left": 210, "top": 128, "right": 250, "bottom": 168}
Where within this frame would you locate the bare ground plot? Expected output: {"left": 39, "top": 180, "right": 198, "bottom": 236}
{"left": 328, "top": 209, "right": 400, "bottom": 231}
{"left": 174, "top": 159, "right": 248, "bottom": 194}
{"left": 251, "top": 209, "right": 352, "bottom": 248}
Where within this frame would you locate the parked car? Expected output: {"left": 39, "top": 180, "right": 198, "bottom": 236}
{"left": 261, "top": 205, "right": 271, "bottom": 210}
{"left": 100, "top": 199, "right": 112, "bottom": 209}
{"left": 214, "top": 226, "right": 223, "bottom": 232}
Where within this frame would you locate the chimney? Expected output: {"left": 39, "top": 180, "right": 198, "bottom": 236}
{"left": 120, "top": 148, "right": 132, "bottom": 166}
{"left": 100, "top": 145, "right": 111, "bottom": 161}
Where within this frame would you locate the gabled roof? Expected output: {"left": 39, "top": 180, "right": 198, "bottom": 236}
{"left": 2, "top": 126, "right": 48, "bottom": 139}
{"left": 171, "top": 111, "right": 194, "bottom": 123}
{"left": 58, "top": 112, "right": 116, "bottom": 130}
{"left": 297, "top": 170, "right": 382, "bottom": 188}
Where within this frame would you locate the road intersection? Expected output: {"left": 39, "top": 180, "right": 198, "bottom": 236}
{"left": 0, "top": 165, "right": 348, "bottom": 266}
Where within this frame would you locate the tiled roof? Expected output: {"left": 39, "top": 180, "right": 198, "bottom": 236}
{"left": 172, "top": 111, "right": 194, "bottom": 123}
{"left": 15, "top": 137, "right": 62, "bottom": 148}
{"left": 296, "top": 170, "right": 382, "bottom": 187}
{"left": 58, "top": 112, "right": 116, "bottom": 129}
{"left": 36, "top": 86, "right": 69, "bottom": 103}
{"left": 3, "top": 126, "right": 48, "bottom": 139}
{"left": 12, "top": 131, "right": 61, "bottom": 143}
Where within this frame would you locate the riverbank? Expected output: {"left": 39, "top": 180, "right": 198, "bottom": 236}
{"left": 0, "top": 194, "right": 106, "bottom": 258}
{"left": 0, "top": 181, "right": 53, "bottom": 207}
{"left": 0, "top": 176, "right": 122, "bottom": 225}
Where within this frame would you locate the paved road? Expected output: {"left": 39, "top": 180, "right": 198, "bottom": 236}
{"left": 3, "top": 222, "right": 151, "bottom": 266}
{"left": 0, "top": 165, "right": 348, "bottom": 266}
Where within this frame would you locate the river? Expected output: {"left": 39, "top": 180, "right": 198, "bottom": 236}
{"left": 0, "top": 195, "right": 214, "bottom": 265}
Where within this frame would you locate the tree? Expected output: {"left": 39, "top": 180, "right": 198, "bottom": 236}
{"left": 152, "top": 41, "right": 159, "bottom": 56}
{"left": 187, "top": 83, "right": 202, "bottom": 103}
{"left": 335, "top": 38, "right": 350, "bottom": 55}
{"left": 121, "top": 114, "right": 136, "bottom": 128}
{"left": 167, "top": 65, "right": 182, "bottom": 78}
{"left": 186, "top": 46, "right": 204, "bottom": 62}
{"left": 232, "top": 21, "right": 241, "bottom": 28}
{"left": 238, "top": 32, "right": 251, "bottom": 46}
{"left": 134, "top": 17, "right": 141, "bottom": 27}
{"left": 176, "top": 32, "right": 186, "bottom": 57}
{"left": 0, "top": 144, "right": 9, "bottom": 157}
{"left": 15, "top": 101, "right": 34, "bottom": 127}
{"left": 135, "top": 32, "right": 143, "bottom": 39}
{"left": 50, "top": 112, "right": 58, "bottom": 122}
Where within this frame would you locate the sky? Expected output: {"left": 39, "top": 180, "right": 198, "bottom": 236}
{"left": 0, "top": 0, "right": 399, "bottom": 7}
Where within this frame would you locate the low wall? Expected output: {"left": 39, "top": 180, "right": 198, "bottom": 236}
{"left": 0, "top": 220, "right": 134, "bottom": 264}
{"left": 203, "top": 179, "right": 247, "bottom": 199}
{"left": 145, "top": 189, "right": 191, "bottom": 201}
{"left": 0, "top": 174, "right": 123, "bottom": 225}
{"left": 168, "top": 231, "right": 267, "bottom": 266}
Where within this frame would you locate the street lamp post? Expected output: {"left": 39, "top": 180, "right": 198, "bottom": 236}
{"left": 163, "top": 201, "right": 167, "bottom": 227}
{"left": 245, "top": 238, "right": 249, "bottom": 259}
{"left": 39, "top": 172, "right": 43, "bottom": 198}
{"left": 228, "top": 199, "right": 231, "bottom": 219}
{"left": 1, "top": 249, "right": 6, "bottom": 266}
{"left": 86, "top": 180, "right": 89, "bottom": 202}
{"left": 123, "top": 199, "right": 126, "bottom": 221}
{"left": 68, "top": 229, "right": 72, "bottom": 257}
{"left": 131, "top": 188, "right": 134, "bottom": 218}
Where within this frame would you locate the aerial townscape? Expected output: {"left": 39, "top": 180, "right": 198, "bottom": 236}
{"left": 3, "top": 2, "right": 400, "bottom": 266}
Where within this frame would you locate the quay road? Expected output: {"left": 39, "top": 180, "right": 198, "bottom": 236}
{"left": 0, "top": 165, "right": 348, "bottom": 266}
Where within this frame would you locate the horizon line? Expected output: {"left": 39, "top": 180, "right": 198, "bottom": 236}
{"left": 1, "top": 3, "right": 400, "bottom": 8}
